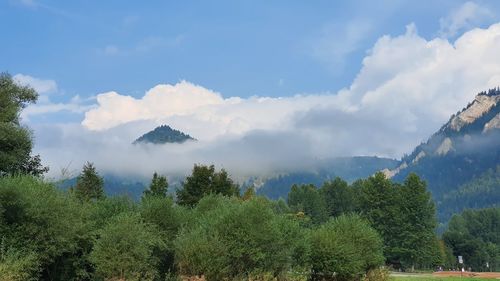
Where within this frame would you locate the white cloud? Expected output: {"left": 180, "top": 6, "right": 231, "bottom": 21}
{"left": 21, "top": 101, "right": 94, "bottom": 120}
{"left": 13, "top": 73, "right": 58, "bottom": 94}
{"left": 439, "top": 1, "right": 493, "bottom": 38}
{"left": 33, "top": 22, "right": 500, "bottom": 179}
{"left": 12, "top": 74, "right": 95, "bottom": 120}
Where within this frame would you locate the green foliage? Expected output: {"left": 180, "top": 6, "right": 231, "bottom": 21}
{"left": 357, "top": 173, "right": 402, "bottom": 261}
{"left": 320, "top": 177, "right": 355, "bottom": 217}
{"left": 288, "top": 184, "right": 328, "bottom": 225}
{"left": 242, "top": 186, "right": 256, "bottom": 200}
{"left": 0, "top": 176, "right": 90, "bottom": 280}
{"left": 143, "top": 172, "right": 169, "bottom": 198}
{"left": 0, "top": 73, "right": 48, "bottom": 176}
{"left": 176, "top": 164, "right": 240, "bottom": 207}
{"left": 174, "top": 195, "right": 308, "bottom": 281}
{"left": 257, "top": 157, "right": 400, "bottom": 200}
{"left": 309, "top": 214, "right": 384, "bottom": 281}
{"left": 397, "top": 173, "right": 438, "bottom": 268}
{"left": 439, "top": 166, "right": 500, "bottom": 222}
{"left": 90, "top": 212, "right": 165, "bottom": 281}
{"left": 357, "top": 172, "right": 439, "bottom": 269}
{"left": 0, "top": 249, "right": 40, "bottom": 281}
{"left": 140, "top": 196, "right": 184, "bottom": 278}
{"left": 74, "top": 162, "right": 105, "bottom": 202}
{"left": 134, "top": 124, "right": 195, "bottom": 144}
{"left": 443, "top": 207, "right": 500, "bottom": 271}
{"left": 89, "top": 195, "right": 136, "bottom": 228}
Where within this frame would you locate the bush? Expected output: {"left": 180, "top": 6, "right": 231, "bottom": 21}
{"left": 90, "top": 212, "right": 165, "bottom": 281}
{"left": 364, "top": 267, "right": 391, "bottom": 281}
{"left": 310, "top": 214, "right": 384, "bottom": 281}
{"left": 140, "top": 196, "right": 184, "bottom": 278}
{"left": 0, "top": 249, "right": 40, "bottom": 281}
{"left": 174, "top": 195, "right": 308, "bottom": 281}
{"left": 0, "top": 176, "right": 89, "bottom": 279}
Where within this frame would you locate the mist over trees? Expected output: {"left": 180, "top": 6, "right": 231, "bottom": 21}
{"left": 1, "top": 73, "right": 499, "bottom": 280}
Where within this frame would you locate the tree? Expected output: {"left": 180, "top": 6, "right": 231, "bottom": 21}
{"left": 309, "top": 214, "right": 384, "bottom": 281}
{"left": 357, "top": 172, "right": 440, "bottom": 270}
{"left": 0, "top": 73, "right": 48, "bottom": 176}
{"left": 398, "top": 173, "right": 438, "bottom": 269}
{"left": 176, "top": 164, "right": 240, "bottom": 207}
{"left": 288, "top": 184, "right": 328, "bottom": 225}
{"left": 443, "top": 208, "right": 500, "bottom": 271}
{"left": 357, "top": 172, "right": 404, "bottom": 265}
{"left": 74, "top": 162, "right": 104, "bottom": 202}
{"left": 320, "top": 177, "right": 355, "bottom": 217}
{"left": 143, "top": 172, "right": 168, "bottom": 198}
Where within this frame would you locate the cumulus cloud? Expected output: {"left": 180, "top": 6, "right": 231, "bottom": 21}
{"left": 34, "top": 22, "right": 500, "bottom": 179}
{"left": 13, "top": 73, "right": 58, "bottom": 94}
{"left": 439, "top": 1, "right": 493, "bottom": 38}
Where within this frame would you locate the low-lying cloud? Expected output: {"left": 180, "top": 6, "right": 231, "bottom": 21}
{"left": 31, "top": 22, "right": 500, "bottom": 180}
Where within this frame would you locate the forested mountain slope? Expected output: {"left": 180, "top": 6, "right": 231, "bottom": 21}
{"left": 385, "top": 88, "right": 500, "bottom": 221}
{"left": 133, "top": 125, "right": 196, "bottom": 144}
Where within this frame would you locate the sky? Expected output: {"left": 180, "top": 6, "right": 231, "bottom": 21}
{"left": 3, "top": 0, "right": 500, "bottom": 179}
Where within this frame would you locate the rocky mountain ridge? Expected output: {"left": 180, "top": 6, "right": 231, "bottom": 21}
{"left": 383, "top": 88, "right": 500, "bottom": 179}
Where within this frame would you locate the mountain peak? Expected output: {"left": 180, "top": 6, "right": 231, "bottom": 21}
{"left": 133, "top": 125, "right": 196, "bottom": 144}
{"left": 447, "top": 88, "right": 500, "bottom": 132}
{"left": 384, "top": 87, "right": 500, "bottom": 179}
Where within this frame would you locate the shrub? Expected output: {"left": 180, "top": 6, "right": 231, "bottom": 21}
{"left": 310, "top": 214, "right": 384, "bottom": 281}
{"left": 174, "top": 195, "right": 308, "bottom": 281}
{"left": 90, "top": 212, "right": 165, "bottom": 281}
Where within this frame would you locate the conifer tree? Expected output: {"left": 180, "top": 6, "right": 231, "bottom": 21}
{"left": 74, "top": 162, "right": 104, "bottom": 202}
{"left": 398, "top": 173, "right": 437, "bottom": 269}
{"left": 143, "top": 172, "right": 168, "bottom": 198}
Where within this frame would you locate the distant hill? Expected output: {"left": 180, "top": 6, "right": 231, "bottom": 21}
{"left": 133, "top": 125, "right": 196, "bottom": 144}
{"left": 59, "top": 174, "right": 146, "bottom": 200}
{"left": 384, "top": 88, "right": 500, "bottom": 222}
{"left": 256, "top": 156, "right": 400, "bottom": 200}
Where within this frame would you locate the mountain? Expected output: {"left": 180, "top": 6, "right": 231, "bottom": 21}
{"left": 438, "top": 166, "right": 500, "bottom": 222}
{"left": 384, "top": 88, "right": 500, "bottom": 221}
{"left": 133, "top": 125, "right": 196, "bottom": 144}
{"left": 256, "top": 156, "right": 400, "bottom": 200}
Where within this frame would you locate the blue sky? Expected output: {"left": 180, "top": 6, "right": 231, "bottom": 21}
{"left": 3, "top": 0, "right": 498, "bottom": 100}
{"left": 3, "top": 0, "right": 500, "bottom": 177}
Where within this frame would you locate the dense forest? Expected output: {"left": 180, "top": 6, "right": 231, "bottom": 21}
{"left": 1, "top": 73, "right": 499, "bottom": 281}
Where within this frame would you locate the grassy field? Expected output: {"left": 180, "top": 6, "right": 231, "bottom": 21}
{"left": 393, "top": 277, "right": 499, "bottom": 281}
{"left": 391, "top": 272, "right": 500, "bottom": 281}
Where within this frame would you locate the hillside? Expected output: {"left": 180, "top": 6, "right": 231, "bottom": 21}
{"left": 438, "top": 166, "right": 500, "bottom": 222}
{"left": 384, "top": 88, "right": 500, "bottom": 221}
{"left": 256, "top": 156, "right": 400, "bottom": 199}
{"left": 133, "top": 125, "right": 196, "bottom": 144}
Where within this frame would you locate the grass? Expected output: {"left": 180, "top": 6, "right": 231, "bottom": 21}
{"left": 393, "top": 276, "right": 499, "bottom": 281}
